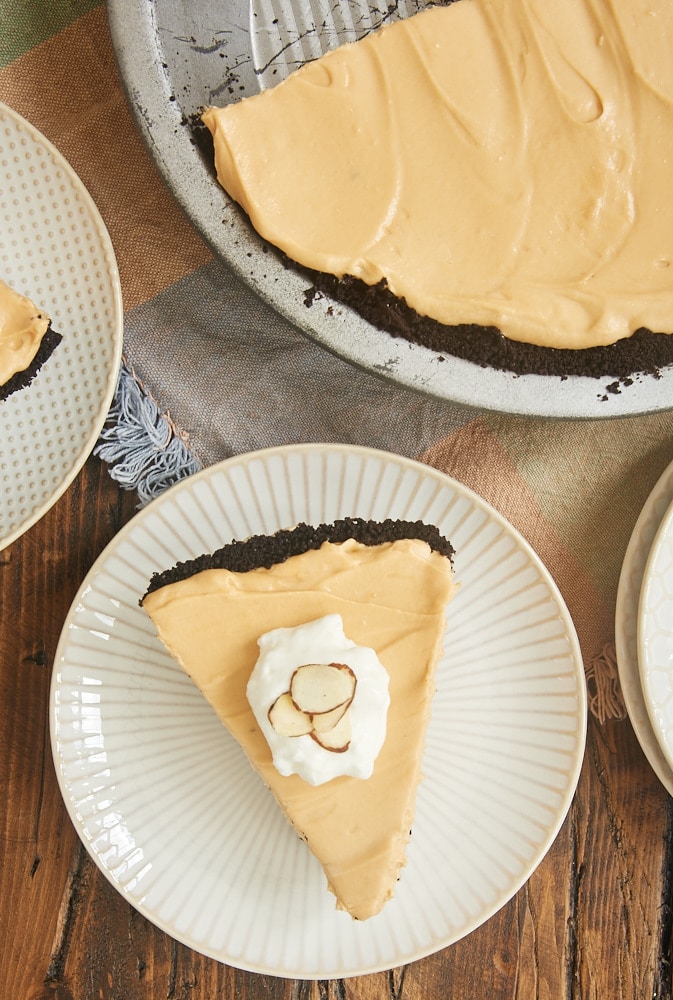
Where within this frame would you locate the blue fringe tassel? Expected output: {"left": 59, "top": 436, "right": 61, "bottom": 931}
{"left": 95, "top": 362, "right": 202, "bottom": 506}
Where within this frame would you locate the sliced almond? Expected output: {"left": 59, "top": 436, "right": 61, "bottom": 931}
{"left": 268, "top": 692, "right": 313, "bottom": 737}
{"left": 290, "top": 662, "right": 357, "bottom": 715}
{"left": 310, "top": 700, "right": 351, "bottom": 733}
{"left": 312, "top": 709, "right": 352, "bottom": 752}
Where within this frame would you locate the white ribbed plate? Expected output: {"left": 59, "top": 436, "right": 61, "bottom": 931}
{"left": 615, "top": 458, "right": 673, "bottom": 796}
{"left": 51, "top": 444, "right": 586, "bottom": 978}
{"left": 638, "top": 494, "right": 673, "bottom": 773}
{"left": 0, "top": 102, "right": 123, "bottom": 550}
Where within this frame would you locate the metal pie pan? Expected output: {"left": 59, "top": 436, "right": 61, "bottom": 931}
{"left": 108, "top": 0, "right": 673, "bottom": 418}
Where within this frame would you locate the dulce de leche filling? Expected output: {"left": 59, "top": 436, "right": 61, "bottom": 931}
{"left": 0, "top": 279, "right": 50, "bottom": 386}
{"left": 143, "top": 538, "right": 456, "bottom": 919}
{"left": 202, "top": 0, "right": 673, "bottom": 350}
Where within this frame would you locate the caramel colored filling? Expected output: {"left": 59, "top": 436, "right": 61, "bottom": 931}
{"left": 0, "top": 279, "right": 50, "bottom": 386}
{"left": 203, "top": 0, "right": 673, "bottom": 350}
{"left": 143, "top": 538, "right": 456, "bottom": 919}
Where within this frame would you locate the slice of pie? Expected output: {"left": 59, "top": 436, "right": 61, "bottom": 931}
{"left": 141, "top": 517, "right": 457, "bottom": 920}
{"left": 0, "top": 278, "right": 62, "bottom": 402}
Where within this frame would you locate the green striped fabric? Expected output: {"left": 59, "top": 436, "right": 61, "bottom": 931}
{"left": 0, "top": 0, "right": 101, "bottom": 68}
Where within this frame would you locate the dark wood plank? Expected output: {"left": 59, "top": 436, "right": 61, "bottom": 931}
{"left": 573, "top": 715, "right": 673, "bottom": 998}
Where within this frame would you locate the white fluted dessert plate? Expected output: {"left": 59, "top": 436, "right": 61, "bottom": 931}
{"left": 615, "top": 460, "right": 673, "bottom": 795}
{"left": 51, "top": 444, "right": 586, "bottom": 978}
{"left": 0, "top": 102, "right": 123, "bottom": 550}
{"left": 637, "top": 491, "right": 673, "bottom": 773}
{"left": 107, "top": 0, "right": 673, "bottom": 419}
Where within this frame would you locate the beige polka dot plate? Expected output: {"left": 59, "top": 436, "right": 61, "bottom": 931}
{"left": 0, "top": 102, "right": 123, "bottom": 550}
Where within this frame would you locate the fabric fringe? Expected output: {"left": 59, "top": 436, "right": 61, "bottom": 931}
{"left": 585, "top": 642, "right": 627, "bottom": 724}
{"left": 95, "top": 360, "right": 202, "bottom": 506}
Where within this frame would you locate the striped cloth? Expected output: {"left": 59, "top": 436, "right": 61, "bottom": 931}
{"left": 4, "top": 0, "right": 673, "bottom": 716}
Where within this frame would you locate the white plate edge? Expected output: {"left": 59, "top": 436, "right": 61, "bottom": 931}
{"left": 636, "top": 489, "right": 673, "bottom": 772}
{"left": 615, "top": 457, "right": 673, "bottom": 795}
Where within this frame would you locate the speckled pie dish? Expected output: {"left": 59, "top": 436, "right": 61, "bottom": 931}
{"left": 51, "top": 444, "right": 586, "bottom": 978}
{"left": 108, "top": 0, "right": 673, "bottom": 418}
{"left": 0, "top": 102, "right": 123, "bottom": 550}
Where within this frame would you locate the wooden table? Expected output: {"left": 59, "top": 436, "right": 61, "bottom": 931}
{"left": 1, "top": 453, "right": 671, "bottom": 999}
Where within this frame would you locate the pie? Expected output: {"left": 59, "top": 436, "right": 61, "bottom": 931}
{"left": 141, "top": 517, "right": 457, "bottom": 919}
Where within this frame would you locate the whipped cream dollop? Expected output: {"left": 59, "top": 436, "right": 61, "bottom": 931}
{"left": 246, "top": 614, "right": 390, "bottom": 785}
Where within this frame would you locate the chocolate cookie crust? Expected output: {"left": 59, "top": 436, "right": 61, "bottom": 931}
{"left": 143, "top": 517, "right": 455, "bottom": 599}
{"left": 305, "top": 272, "right": 672, "bottom": 381}
{"left": 191, "top": 115, "right": 673, "bottom": 386}
{"left": 0, "top": 324, "right": 62, "bottom": 402}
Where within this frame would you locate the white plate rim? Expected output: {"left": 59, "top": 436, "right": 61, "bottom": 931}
{"left": 615, "top": 457, "right": 673, "bottom": 795}
{"left": 50, "top": 443, "right": 587, "bottom": 978}
{"left": 636, "top": 491, "right": 673, "bottom": 773}
{"left": 0, "top": 101, "right": 123, "bottom": 550}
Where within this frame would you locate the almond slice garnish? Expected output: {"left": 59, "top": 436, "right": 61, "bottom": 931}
{"left": 290, "top": 662, "right": 357, "bottom": 715}
{"left": 310, "top": 700, "right": 350, "bottom": 734}
{"left": 312, "top": 710, "right": 352, "bottom": 753}
{"left": 268, "top": 692, "right": 313, "bottom": 737}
